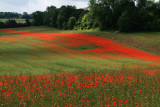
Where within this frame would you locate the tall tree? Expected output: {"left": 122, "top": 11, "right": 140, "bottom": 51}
{"left": 45, "top": 6, "right": 59, "bottom": 27}
{"left": 22, "top": 12, "right": 30, "bottom": 19}
{"left": 32, "top": 11, "right": 44, "bottom": 26}
{"left": 56, "top": 5, "right": 76, "bottom": 29}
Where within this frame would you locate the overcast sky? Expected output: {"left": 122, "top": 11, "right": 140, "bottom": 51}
{"left": 0, "top": 0, "right": 89, "bottom": 14}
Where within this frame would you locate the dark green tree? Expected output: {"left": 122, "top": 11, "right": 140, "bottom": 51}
{"left": 89, "top": 0, "right": 136, "bottom": 29}
{"left": 32, "top": 11, "right": 44, "bottom": 26}
{"left": 45, "top": 6, "right": 59, "bottom": 27}
{"left": 68, "top": 17, "right": 76, "bottom": 29}
{"left": 56, "top": 5, "right": 76, "bottom": 29}
{"left": 57, "top": 15, "right": 65, "bottom": 28}
{"left": 22, "top": 12, "right": 30, "bottom": 19}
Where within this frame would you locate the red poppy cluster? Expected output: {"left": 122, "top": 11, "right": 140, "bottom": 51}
{"left": 0, "top": 29, "right": 160, "bottom": 63}
{"left": 1, "top": 69, "right": 160, "bottom": 106}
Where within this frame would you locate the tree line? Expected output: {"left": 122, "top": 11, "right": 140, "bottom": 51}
{"left": 32, "top": 6, "right": 88, "bottom": 30}
{"left": 0, "top": 19, "right": 31, "bottom": 28}
{"left": 0, "top": 12, "right": 32, "bottom": 19}
{"left": 0, "top": 12, "right": 32, "bottom": 28}
{"left": 88, "top": 0, "right": 160, "bottom": 32}
{"left": 32, "top": 0, "right": 160, "bottom": 32}
{"left": 0, "top": 0, "right": 160, "bottom": 32}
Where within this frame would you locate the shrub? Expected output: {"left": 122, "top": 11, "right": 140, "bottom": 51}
{"left": 0, "top": 21, "right": 5, "bottom": 28}
{"left": 5, "top": 20, "right": 17, "bottom": 28}
{"left": 25, "top": 19, "right": 31, "bottom": 26}
{"left": 80, "top": 13, "right": 92, "bottom": 30}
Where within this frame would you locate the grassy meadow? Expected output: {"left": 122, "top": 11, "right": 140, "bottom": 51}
{"left": 0, "top": 26, "right": 160, "bottom": 106}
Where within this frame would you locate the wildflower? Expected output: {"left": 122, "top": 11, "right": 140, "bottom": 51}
{"left": 40, "top": 94, "right": 44, "bottom": 97}
{"left": 80, "top": 99, "right": 84, "bottom": 102}
{"left": 112, "top": 97, "right": 117, "bottom": 100}
{"left": 74, "top": 92, "right": 77, "bottom": 95}
{"left": 112, "top": 101, "right": 117, "bottom": 106}
{"left": 1, "top": 89, "right": 8, "bottom": 93}
{"left": 124, "top": 100, "right": 128, "bottom": 103}
{"left": 32, "top": 98, "right": 35, "bottom": 102}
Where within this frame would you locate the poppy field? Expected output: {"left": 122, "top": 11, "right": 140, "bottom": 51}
{"left": 0, "top": 27, "right": 160, "bottom": 106}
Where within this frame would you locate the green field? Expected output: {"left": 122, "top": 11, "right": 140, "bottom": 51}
{"left": 0, "top": 19, "right": 33, "bottom": 23}
{"left": 0, "top": 26, "right": 160, "bottom": 106}
{"left": 0, "top": 26, "right": 159, "bottom": 75}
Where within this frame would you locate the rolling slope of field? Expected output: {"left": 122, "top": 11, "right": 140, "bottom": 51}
{"left": 10, "top": 26, "right": 160, "bottom": 56}
{"left": 0, "top": 27, "right": 160, "bottom": 106}
{"left": 0, "top": 28, "right": 159, "bottom": 75}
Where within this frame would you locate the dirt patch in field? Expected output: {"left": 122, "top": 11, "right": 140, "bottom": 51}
{"left": 83, "top": 32, "right": 160, "bottom": 56}
{"left": 107, "top": 36, "right": 160, "bottom": 56}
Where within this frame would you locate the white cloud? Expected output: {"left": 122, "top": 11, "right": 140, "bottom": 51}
{"left": 0, "top": 0, "right": 88, "bottom": 14}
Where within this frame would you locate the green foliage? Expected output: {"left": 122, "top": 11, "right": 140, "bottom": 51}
{"left": 0, "top": 21, "right": 5, "bottom": 28}
{"left": 57, "top": 15, "right": 65, "bottom": 28}
{"left": 55, "top": 6, "right": 77, "bottom": 29}
{"left": 45, "top": 6, "right": 58, "bottom": 27}
{"left": 118, "top": 12, "right": 132, "bottom": 32}
{"left": 74, "top": 10, "right": 89, "bottom": 30}
{"left": 118, "top": 9, "right": 156, "bottom": 32}
{"left": 2, "top": 0, "right": 158, "bottom": 32}
{"left": 22, "top": 12, "right": 30, "bottom": 19}
{"left": 80, "top": 13, "right": 92, "bottom": 30}
{"left": 89, "top": 0, "right": 136, "bottom": 29}
{"left": 79, "top": 12, "right": 102, "bottom": 30}
{"left": 25, "top": 19, "right": 31, "bottom": 26}
{"left": 147, "top": 19, "right": 160, "bottom": 31}
{"left": 118, "top": 10, "right": 143, "bottom": 32}
{"left": 68, "top": 17, "right": 76, "bottom": 29}
{"left": 88, "top": 0, "right": 160, "bottom": 32}
{"left": 5, "top": 20, "right": 17, "bottom": 28}
{"left": 0, "top": 12, "right": 21, "bottom": 19}
{"left": 62, "top": 22, "right": 68, "bottom": 30}
{"left": 0, "top": 19, "right": 31, "bottom": 28}
{"left": 34, "top": 5, "right": 87, "bottom": 30}
{"left": 0, "top": 12, "right": 32, "bottom": 19}
{"left": 32, "top": 11, "right": 44, "bottom": 26}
